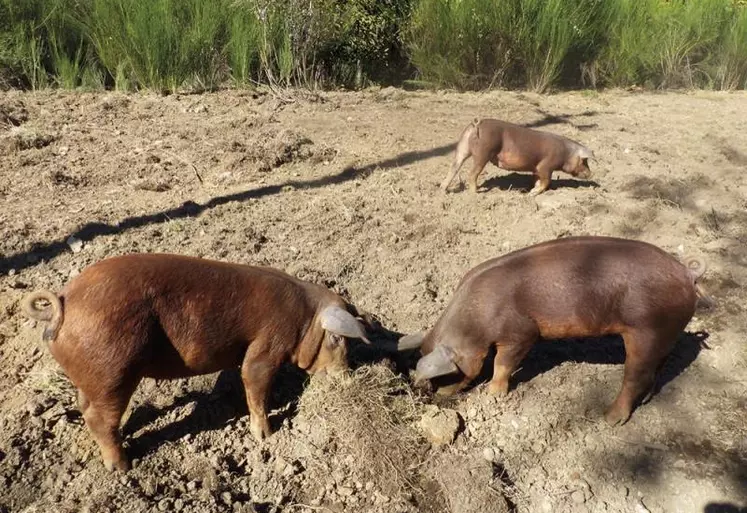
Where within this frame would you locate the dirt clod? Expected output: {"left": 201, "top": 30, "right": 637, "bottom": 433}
{"left": 419, "top": 405, "right": 461, "bottom": 445}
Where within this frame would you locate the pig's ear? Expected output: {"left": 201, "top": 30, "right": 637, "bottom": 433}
{"left": 577, "top": 146, "right": 595, "bottom": 161}
{"left": 397, "top": 331, "right": 426, "bottom": 351}
{"left": 415, "top": 345, "right": 459, "bottom": 381}
{"left": 320, "top": 306, "right": 371, "bottom": 344}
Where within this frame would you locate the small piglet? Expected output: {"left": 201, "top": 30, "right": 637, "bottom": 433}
{"left": 397, "top": 236, "right": 711, "bottom": 425}
{"left": 22, "top": 253, "right": 370, "bottom": 471}
{"left": 440, "top": 118, "right": 595, "bottom": 195}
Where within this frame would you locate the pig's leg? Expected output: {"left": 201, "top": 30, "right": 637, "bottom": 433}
{"left": 77, "top": 389, "right": 90, "bottom": 414}
{"left": 605, "top": 330, "right": 676, "bottom": 426}
{"left": 488, "top": 320, "right": 539, "bottom": 395}
{"left": 83, "top": 391, "right": 134, "bottom": 472}
{"left": 435, "top": 348, "right": 488, "bottom": 396}
{"left": 241, "top": 350, "right": 282, "bottom": 441}
{"left": 466, "top": 154, "right": 491, "bottom": 194}
{"left": 528, "top": 163, "right": 553, "bottom": 196}
{"left": 440, "top": 147, "right": 471, "bottom": 192}
{"left": 488, "top": 340, "right": 536, "bottom": 396}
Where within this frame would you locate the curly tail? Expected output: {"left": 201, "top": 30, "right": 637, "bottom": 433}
{"left": 682, "top": 256, "right": 714, "bottom": 310}
{"left": 683, "top": 256, "right": 707, "bottom": 280}
{"left": 21, "top": 290, "right": 63, "bottom": 342}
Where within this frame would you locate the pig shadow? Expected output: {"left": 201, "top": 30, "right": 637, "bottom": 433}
{"left": 705, "top": 504, "right": 747, "bottom": 513}
{"left": 425, "top": 330, "right": 709, "bottom": 411}
{"left": 470, "top": 330, "right": 709, "bottom": 400}
{"left": 482, "top": 172, "right": 599, "bottom": 193}
{"left": 123, "top": 364, "right": 309, "bottom": 461}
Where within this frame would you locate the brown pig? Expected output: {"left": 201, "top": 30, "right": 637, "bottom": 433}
{"left": 21, "top": 253, "right": 371, "bottom": 472}
{"left": 440, "top": 118, "right": 595, "bottom": 195}
{"left": 396, "top": 236, "right": 711, "bottom": 425}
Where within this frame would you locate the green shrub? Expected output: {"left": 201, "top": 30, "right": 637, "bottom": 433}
{"left": 1, "top": 0, "right": 746, "bottom": 92}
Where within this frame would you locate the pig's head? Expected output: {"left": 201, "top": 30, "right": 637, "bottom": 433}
{"left": 564, "top": 145, "right": 594, "bottom": 180}
{"left": 396, "top": 331, "right": 460, "bottom": 383}
{"left": 305, "top": 304, "right": 370, "bottom": 375}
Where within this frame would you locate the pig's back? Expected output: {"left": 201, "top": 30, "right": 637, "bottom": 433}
{"left": 463, "top": 237, "right": 696, "bottom": 337}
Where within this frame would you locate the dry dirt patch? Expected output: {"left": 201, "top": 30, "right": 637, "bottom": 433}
{"left": 0, "top": 88, "right": 746, "bottom": 513}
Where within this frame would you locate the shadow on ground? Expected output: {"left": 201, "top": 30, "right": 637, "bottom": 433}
{"left": 123, "top": 364, "right": 309, "bottom": 462}
{"left": 482, "top": 172, "right": 599, "bottom": 193}
{"left": 1, "top": 110, "right": 602, "bottom": 276}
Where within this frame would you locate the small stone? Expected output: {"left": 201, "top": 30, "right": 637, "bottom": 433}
{"left": 173, "top": 499, "right": 184, "bottom": 512}
{"left": 418, "top": 406, "right": 461, "bottom": 445}
{"left": 571, "top": 490, "right": 585, "bottom": 504}
{"left": 467, "top": 407, "right": 478, "bottom": 419}
{"left": 365, "top": 482, "right": 374, "bottom": 491}
{"left": 482, "top": 447, "right": 498, "bottom": 462}
{"left": 187, "top": 480, "right": 198, "bottom": 491}
{"left": 221, "top": 492, "right": 232, "bottom": 505}
{"left": 337, "top": 486, "right": 354, "bottom": 497}
{"left": 157, "top": 499, "right": 170, "bottom": 511}
{"left": 66, "top": 236, "right": 83, "bottom": 253}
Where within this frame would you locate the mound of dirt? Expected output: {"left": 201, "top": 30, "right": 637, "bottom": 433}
{"left": 0, "top": 98, "right": 28, "bottom": 128}
{"left": 0, "top": 126, "right": 56, "bottom": 154}
{"left": 244, "top": 129, "right": 321, "bottom": 172}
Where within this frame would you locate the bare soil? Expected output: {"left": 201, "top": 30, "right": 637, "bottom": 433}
{"left": 1, "top": 87, "right": 746, "bottom": 513}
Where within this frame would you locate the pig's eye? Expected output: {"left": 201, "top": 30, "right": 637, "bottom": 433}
{"left": 325, "top": 333, "right": 345, "bottom": 348}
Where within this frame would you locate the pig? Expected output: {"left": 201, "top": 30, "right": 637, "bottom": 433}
{"left": 396, "top": 236, "right": 712, "bottom": 426}
{"left": 21, "top": 253, "right": 371, "bottom": 472}
{"left": 440, "top": 118, "right": 595, "bottom": 195}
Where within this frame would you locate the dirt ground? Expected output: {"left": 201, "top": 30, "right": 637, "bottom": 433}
{"left": 0, "top": 87, "right": 746, "bottom": 513}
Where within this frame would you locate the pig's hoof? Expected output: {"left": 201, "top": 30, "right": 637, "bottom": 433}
{"left": 603, "top": 406, "right": 631, "bottom": 427}
{"left": 528, "top": 188, "right": 543, "bottom": 197}
{"left": 487, "top": 381, "right": 509, "bottom": 397}
{"left": 435, "top": 384, "right": 462, "bottom": 397}
{"left": 250, "top": 418, "right": 272, "bottom": 441}
{"left": 104, "top": 456, "right": 131, "bottom": 473}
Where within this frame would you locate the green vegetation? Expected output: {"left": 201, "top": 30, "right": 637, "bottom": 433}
{"left": 1, "top": 0, "right": 746, "bottom": 92}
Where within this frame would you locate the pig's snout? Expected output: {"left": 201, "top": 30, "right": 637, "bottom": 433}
{"left": 414, "top": 345, "right": 459, "bottom": 382}
{"left": 575, "top": 160, "right": 592, "bottom": 179}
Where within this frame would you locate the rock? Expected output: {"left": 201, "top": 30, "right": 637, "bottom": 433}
{"left": 482, "top": 447, "right": 499, "bottom": 463}
{"left": 157, "top": 499, "right": 170, "bottom": 511}
{"left": 419, "top": 406, "right": 461, "bottom": 445}
{"left": 337, "top": 486, "right": 354, "bottom": 497}
{"left": 66, "top": 236, "right": 83, "bottom": 253}
{"left": 571, "top": 490, "right": 586, "bottom": 504}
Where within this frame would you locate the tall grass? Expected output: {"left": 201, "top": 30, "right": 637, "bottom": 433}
{"left": 84, "top": 0, "right": 226, "bottom": 92}
{"left": 1, "top": 0, "right": 746, "bottom": 92}
{"left": 408, "top": 0, "right": 747, "bottom": 91}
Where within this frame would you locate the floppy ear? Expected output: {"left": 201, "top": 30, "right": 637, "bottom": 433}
{"left": 577, "top": 146, "right": 596, "bottom": 162}
{"left": 414, "top": 345, "right": 459, "bottom": 381}
{"left": 320, "top": 306, "right": 371, "bottom": 344}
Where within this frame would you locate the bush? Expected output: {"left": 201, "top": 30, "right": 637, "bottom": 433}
{"left": 0, "top": 0, "right": 746, "bottom": 92}
{"left": 407, "top": 0, "right": 747, "bottom": 91}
